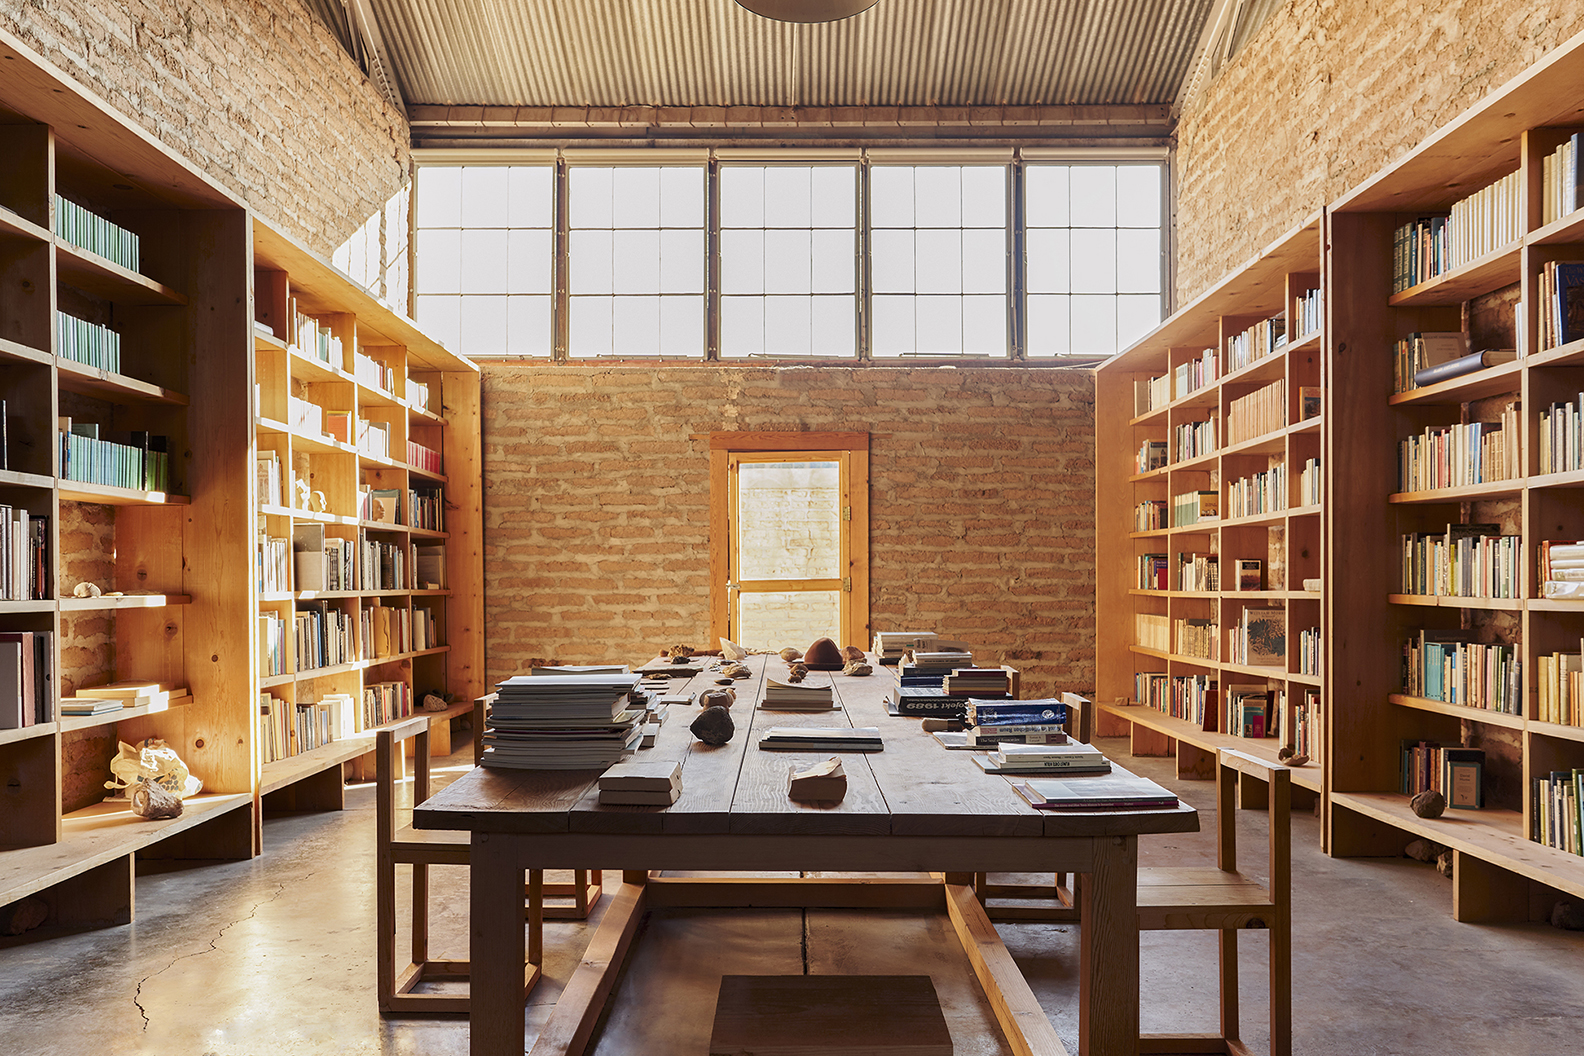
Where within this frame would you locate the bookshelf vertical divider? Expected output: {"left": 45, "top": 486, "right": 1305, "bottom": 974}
{"left": 0, "top": 33, "right": 481, "bottom": 929}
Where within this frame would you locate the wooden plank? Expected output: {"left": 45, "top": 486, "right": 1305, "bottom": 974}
{"left": 1079, "top": 835, "right": 1138, "bottom": 1056}
{"left": 414, "top": 765, "right": 603, "bottom": 834}
{"left": 527, "top": 880, "right": 648, "bottom": 1056}
{"left": 643, "top": 876, "right": 946, "bottom": 910}
{"left": 847, "top": 447, "right": 870, "bottom": 647}
{"left": 440, "top": 370, "right": 486, "bottom": 706}
{"left": 1453, "top": 850, "right": 1532, "bottom": 923}
{"left": 944, "top": 883, "right": 1070, "bottom": 1056}
{"left": 708, "top": 975, "right": 953, "bottom": 1056}
{"left": 471, "top": 832, "right": 530, "bottom": 1056}
{"left": 658, "top": 663, "right": 765, "bottom": 835}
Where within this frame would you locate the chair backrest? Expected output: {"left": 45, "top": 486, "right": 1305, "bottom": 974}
{"left": 1216, "top": 748, "right": 1291, "bottom": 908}
{"left": 1060, "top": 692, "right": 1094, "bottom": 745}
{"left": 375, "top": 716, "right": 434, "bottom": 846}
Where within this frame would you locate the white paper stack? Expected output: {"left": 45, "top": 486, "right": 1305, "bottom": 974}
{"left": 483, "top": 673, "right": 643, "bottom": 770}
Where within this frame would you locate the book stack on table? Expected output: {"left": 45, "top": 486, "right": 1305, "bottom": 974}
{"left": 598, "top": 760, "right": 682, "bottom": 806}
{"left": 963, "top": 698, "right": 1069, "bottom": 747}
{"left": 482, "top": 672, "right": 644, "bottom": 770}
{"left": 887, "top": 649, "right": 1011, "bottom": 718}
{"left": 761, "top": 679, "right": 836, "bottom": 711}
{"left": 759, "top": 726, "right": 883, "bottom": 752}
{"left": 872, "top": 631, "right": 938, "bottom": 665}
{"left": 1010, "top": 767, "right": 1180, "bottom": 812}
{"left": 972, "top": 741, "right": 1111, "bottom": 776}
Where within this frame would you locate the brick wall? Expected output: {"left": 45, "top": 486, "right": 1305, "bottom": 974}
{"left": 0, "top": 0, "right": 408, "bottom": 262}
{"left": 482, "top": 364, "right": 1097, "bottom": 701}
{"left": 1175, "top": 1, "right": 1584, "bottom": 302}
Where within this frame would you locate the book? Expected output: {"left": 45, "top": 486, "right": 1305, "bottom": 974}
{"left": 1411, "top": 348, "right": 1518, "bottom": 388}
{"left": 761, "top": 679, "right": 836, "bottom": 711}
{"left": 599, "top": 759, "right": 682, "bottom": 791}
{"left": 58, "top": 697, "right": 127, "bottom": 716}
{"left": 1010, "top": 770, "right": 1179, "bottom": 811}
{"left": 1236, "top": 559, "right": 1263, "bottom": 591}
{"left": 0, "top": 638, "right": 25, "bottom": 729}
{"left": 758, "top": 726, "right": 883, "bottom": 752}
{"left": 967, "top": 699, "right": 1067, "bottom": 726}
{"left": 973, "top": 742, "right": 1110, "bottom": 775}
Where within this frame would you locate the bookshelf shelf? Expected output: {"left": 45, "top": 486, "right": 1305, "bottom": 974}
{"left": 0, "top": 599, "right": 55, "bottom": 613}
{"left": 1526, "top": 336, "right": 1584, "bottom": 368}
{"left": 1527, "top": 468, "right": 1584, "bottom": 491}
{"left": 55, "top": 358, "right": 190, "bottom": 406}
{"left": 1528, "top": 204, "right": 1584, "bottom": 246}
{"left": 1220, "top": 661, "right": 1288, "bottom": 679}
{"left": 0, "top": 722, "right": 57, "bottom": 747}
{"left": 57, "top": 481, "right": 190, "bottom": 506}
{"left": 58, "top": 593, "right": 192, "bottom": 611}
{"left": 1386, "top": 241, "right": 1523, "bottom": 307}
{"left": 1219, "top": 426, "right": 1287, "bottom": 458}
{"left": 254, "top": 328, "right": 287, "bottom": 352}
{"left": 1389, "top": 479, "right": 1523, "bottom": 504}
{"left": 0, "top": 468, "right": 56, "bottom": 490}
{"left": 0, "top": 335, "right": 53, "bottom": 367}
{"left": 1526, "top": 598, "right": 1584, "bottom": 612}
{"left": 1527, "top": 719, "right": 1584, "bottom": 743}
{"left": 54, "top": 240, "right": 187, "bottom": 306}
{"left": 1386, "top": 359, "right": 1523, "bottom": 406}
{"left": 58, "top": 695, "right": 193, "bottom": 732}
{"left": 1387, "top": 594, "right": 1523, "bottom": 611}
{"left": 0, "top": 202, "right": 49, "bottom": 243}
{"left": 1095, "top": 702, "right": 1323, "bottom": 793}
{"left": 1387, "top": 693, "right": 1525, "bottom": 730}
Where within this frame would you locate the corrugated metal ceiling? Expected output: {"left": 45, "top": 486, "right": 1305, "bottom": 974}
{"left": 343, "top": 0, "right": 1215, "bottom": 109}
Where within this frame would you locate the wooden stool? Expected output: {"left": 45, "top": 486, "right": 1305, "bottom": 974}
{"left": 534, "top": 870, "right": 605, "bottom": 919}
{"left": 376, "top": 721, "right": 543, "bottom": 1013}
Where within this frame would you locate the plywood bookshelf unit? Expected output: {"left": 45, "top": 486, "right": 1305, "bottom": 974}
{"left": 1098, "top": 28, "right": 1584, "bottom": 922}
{"left": 0, "top": 31, "right": 482, "bottom": 934}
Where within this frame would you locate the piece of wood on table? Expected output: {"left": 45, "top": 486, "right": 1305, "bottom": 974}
{"left": 708, "top": 974, "right": 953, "bottom": 1056}
{"left": 729, "top": 663, "right": 891, "bottom": 837}
{"left": 828, "top": 665, "right": 1046, "bottom": 838}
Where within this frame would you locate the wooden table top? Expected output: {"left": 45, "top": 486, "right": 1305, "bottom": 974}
{"left": 415, "top": 655, "right": 1199, "bottom": 840}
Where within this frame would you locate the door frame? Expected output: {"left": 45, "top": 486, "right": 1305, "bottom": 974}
{"left": 709, "top": 431, "right": 869, "bottom": 650}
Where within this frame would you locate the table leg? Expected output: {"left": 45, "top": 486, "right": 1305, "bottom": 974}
{"left": 1080, "top": 834, "right": 1139, "bottom": 1056}
{"left": 471, "top": 833, "right": 525, "bottom": 1056}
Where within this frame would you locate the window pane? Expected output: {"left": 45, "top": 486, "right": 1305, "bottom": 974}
{"left": 415, "top": 294, "right": 461, "bottom": 351}
{"left": 960, "top": 167, "right": 1006, "bottom": 228}
{"left": 963, "top": 296, "right": 1007, "bottom": 355}
{"left": 1025, "top": 294, "right": 1070, "bottom": 357}
{"left": 722, "top": 229, "right": 765, "bottom": 295}
{"left": 736, "top": 591, "right": 840, "bottom": 652}
{"left": 1116, "top": 166, "right": 1162, "bottom": 227}
{"left": 811, "top": 229, "right": 853, "bottom": 294}
{"left": 507, "top": 296, "right": 553, "bottom": 356}
{"left": 915, "top": 296, "right": 963, "bottom": 351}
{"left": 1025, "top": 166, "right": 1069, "bottom": 228}
{"left": 507, "top": 228, "right": 551, "bottom": 294}
{"left": 569, "top": 167, "right": 613, "bottom": 228}
{"left": 660, "top": 229, "right": 704, "bottom": 294}
{"left": 764, "top": 296, "right": 812, "bottom": 356}
{"left": 569, "top": 230, "right": 613, "bottom": 294}
{"left": 1026, "top": 228, "right": 1070, "bottom": 293}
{"left": 416, "top": 229, "right": 461, "bottom": 294}
{"left": 871, "top": 295, "right": 915, "bottom": 355}
{"left": 460, "top": 229, "right": 508, "bottom": 294}
{"left": 915, "top": 229, "right": 963, "bottom": 294}
{"left": 764, "top": 167, "right": 811, "bottom": 228}
{"left": 811, "top": 295, "right": 855, "bottom": 356}
{"left": 416, "top": 167, "right": 461, "bottom": 228}
{"left": 459, "top": 294, "right": 508, "bottom": 355}
{"left": 765, "top": 229, "right": 812, "bottom": 294}
{"left": 913, "top": 167, "right": 962, "bottom": 228}
{"left": 811, "top": 167, "right": 855, "bottom": 227}
{"left": 1071, "top": 295, "right": 1117, "bottom": 355}
{"left": 961, "top": 228, "right": 1006, "bottom": 294}
{"left": 1070, "top": 166, "right": 1117, "bottom": 227}
{"left": 871, "top": 229, "right": 915, "bottom": 293}
{"left": 660, "top": 168, "right": 704, "bottom": 227}
{"left": 461, "top": 167, "right": 509, "bottom": 228}
{"left": 722, "top": 297, "right": 765, "bottom": 357}
{"left": 721, "top": 167, "right": 764, "bottom": 228}
{"left": 1117, "top": 228, "right": 1162, "bottom": 294}
{"left": 612, "top": 295, "right": 660, "bottom": 353}
{"left": 1070, "top": 229, "right": 1117, "bottom": 294}
{"left": 613, "top": 168, "right": 661, "bottom": 227}
{"left": 737, "top": 461, "right": 842, "bottom": 580}
{"left": 612, "top": 230, "right": 660, "bottom": 293}
{"left": 659, "top": 296, "right": 704, "bottom": 356}
{"left": 870, "top": 167, "right": 914, "bottom": 227}
{"left": 1117, "top": 294, "right": 1163, "bottom": 349}
{"left": 507, "top": 166, "right": 553, "bottom": 228}
{"left": 569, "top": 296, "right": 612, "bottom": 356}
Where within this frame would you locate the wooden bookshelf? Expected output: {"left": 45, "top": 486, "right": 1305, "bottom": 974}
{"left": 1095, "top": 212, "right": 1326, "bottom": 822}
{"left": 0, "top": 36, "right": 481, "bottom": 932}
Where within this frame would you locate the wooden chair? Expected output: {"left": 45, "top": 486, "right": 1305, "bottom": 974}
{"left": 1136, "top": 748, "right": 1291, "bottom": 1056}
{"left": 376, "top": 718, "right": 543, "bottom": 1013}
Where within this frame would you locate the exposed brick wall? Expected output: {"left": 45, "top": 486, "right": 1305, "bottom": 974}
{"left": 481, "top": 364, "right": 1097, "bottom": 701}
{"left": 1175, "top": 1, "right": 1584, "bottom": 302}
{"left": 0, "top": 0, "right": 408, "bottom": 262}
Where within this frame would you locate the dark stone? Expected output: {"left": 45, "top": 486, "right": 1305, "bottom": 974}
{"left": 1404, "top": 838, "right": 1448, "bottom": 862}
{"left": 1435, "top": 851, "right": 1453, "bottom": 877}
{"left": 0, "top": 896, "right": 47, "bottom": 936}
{"left": 1410, "top": 789, "right": 1446, "bottom": 818}
{"left": 1550, "top": 900, "right": 1584, "bottom": 930}
{"left": 690, "top": 705, "right": 735, "bottom": 746}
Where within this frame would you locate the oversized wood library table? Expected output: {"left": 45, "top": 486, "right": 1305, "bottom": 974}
{"left": 414, "top": 655, "right": 1198, "bottom": 1056}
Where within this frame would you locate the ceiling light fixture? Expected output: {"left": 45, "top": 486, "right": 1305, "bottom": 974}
{"left": 733, "top": 0, "right": 881, "bottom": 23}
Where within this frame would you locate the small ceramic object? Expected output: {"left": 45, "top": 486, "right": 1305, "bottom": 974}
{"left": 72, "top": 582, "right": 102, "bottom": 598}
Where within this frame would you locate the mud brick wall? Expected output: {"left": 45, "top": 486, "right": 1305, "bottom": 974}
{"left": 481, "top": 364, "right": 1098, "bottom": 701}
{"left": 1175, "top": 1, "right": 1584, "bottom": 301}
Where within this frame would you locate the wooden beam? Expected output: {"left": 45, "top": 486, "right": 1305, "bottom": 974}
{"left": 410, "top": 104, "right": 1171, "bottom": 132}
{"left": 944, "top": 883, "right": 1069, "bottom": 1056}
{"left": 528, "top": 881, "right": 648, "bottom": 1056}
{"left": 643, "top": 876, "right": 946, "bottom": 909}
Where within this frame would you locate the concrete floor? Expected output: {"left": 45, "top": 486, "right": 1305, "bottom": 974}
{"left": 1, "top": 738, "right": 1581, "bottom": 1055}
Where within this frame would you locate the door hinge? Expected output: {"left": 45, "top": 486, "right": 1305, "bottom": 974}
{"left": 842, "top": 506, "right": 851, "bottom": 521}
{"left": 842, "top": 577, "right": 852, "bottom": 592}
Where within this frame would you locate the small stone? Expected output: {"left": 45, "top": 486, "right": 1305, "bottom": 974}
{"left": 1403, "top": 838, "right": 1447, "bottom": 863}
{"left": 130, "top": 781, "right": 183, "bottom": 820}
{"left": 841, "top": 645, "right": 866, "bottom": 663}
{"left": 1410, "top": 789, "right": 1446, "bottom": 819}
{"left": 841, "top": 661, "right": 872, "bottom": 677}
{"left": 0, "top": 895, "right": 48, "bottom": 936}
{"left": 721, "top": 662, "right": 751, "bottom": 679}
{"left": 779, "top": 647, "right": 802, "bottom": 662}
{"left": 423, "top": 693, "right": 449, "bottom": 712}
{"left": 786, "top": 663, "right": 808, "bottom": 683}
{"left": 1550, "top": 900, "right": 1584, "bottom": 930}
{"left": 669, "top": 644, "right": 695, "bottom": 660}
{"left": 715, "top": 678, "right": 733, "bottom": 685}
{"left": 72, "top": 582, "right": 102, "bottom": 598}
{"left": 699, "top": 687, "right": 736, "bottom": 710}
{"left": 719, "top": 638, "right": 749, "bottom": 662}
{"left": 788, "top": 758, "right": 848, "bottom": 803}
{"left": 690, "top": 705, "right": 735, "bottom": 746}
{"left": 1435, "top": 850, "right": 1453, "bottom": 877}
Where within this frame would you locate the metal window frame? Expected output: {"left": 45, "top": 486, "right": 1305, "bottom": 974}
{"left": 410, "top": 146, "right": 1174, "bottom": 364}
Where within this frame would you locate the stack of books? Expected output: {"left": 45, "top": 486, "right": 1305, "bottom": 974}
{"left": 872, "top": 631, "right": 937, "bottom": 664}
{"left": 761, "top": 679, "right": 836, "bottom": 711}
{"left": 964, "top": 698, "right": 1069, "bottom": 747}
{"left": 482, "top": 672, "right": 643, "bottom": 770}
{"left": 972, "top": 741, "right": 1110, "bottom": 775}
{"left": 1010, "top": 769, "right": 1179, "bottom": 812}
{"left": 758, "top": 726, "right": 883, "bottom": 752}
{"left": 598, "top": 760, "right": 682, "bottom": 806}
{"left": 941, "top": 668, "right": 1010, "bottom": 696}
